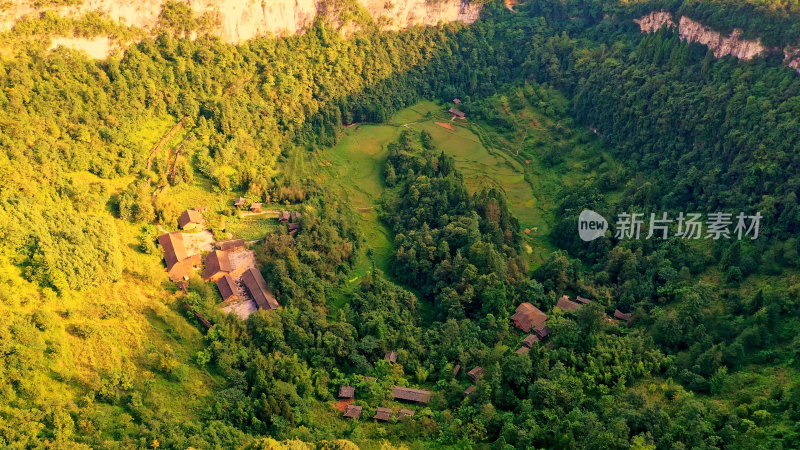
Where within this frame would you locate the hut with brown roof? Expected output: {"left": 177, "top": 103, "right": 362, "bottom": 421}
{"left": 168, "top": 254, "right": 201, "bottom": 282}
{"left": 242, "top": 267, "right": 280, "bottom": 310}
{"left": 449, "top": 107, "right": 466, "bottom": 119}
{"left": 468, "top": 366, "right": 485, "bottom": 382}
{"left": 511, "top": 302, "right": 548, "bottom": 332}
{"left": 397, "top": 408, "right": 415, "bottom": 420}
{"left": 217, "top": 239, "right": 245, "bottom": 252}
{"left": 534, "top": 324, "right": 551, "bottom": 339}
{"left": 178, "top": 209, "right": 205, "bottom": 230}
{"left": 158, "top": 232, "right": 201, "bottom": 281}
{"left": 453, "top": 364, "right": 461, "bottom": 377}
{"left": 576, "top": 296, "right": 593, "bottom": 305}
{"left": 384, "top": 351, "right": 398, "bottom": 363}
{"left": 159, "top": 232, "right": 187, "bottom": 270}
{"left": 290, "top": 211, "right": 302, "bottom": 222}
{"left": 464, "top": 385, "right": 476, "bottom": 395}
{"left": 250, "top": 203, "right": 263, "bottom": 212}
{"left": 392, "top": 387, "right": 432, "bottom": 404}
{"left": 278, "top": 211, "right": 290, "bottom": 223}
{"left": 557, "top": 295, "right": 581, "bottom": 312}
{"left": 202, "top": 250, "right": 232, "bottom": 282}
{"left": 234, "top": 197, "right": 247, "bottom": 208}
{"left": 522, "top": 334, "right": 539, "bottom": 347}
{"left": 339, "top": 386, "right": 355, "bottom": 399}
{"left": 374, "top": 407, "right": 392, "bottom": 422}
{"left": 614, "top": 309, "right": 632, "bottom": 326}
{"left": 343, "top": 404, "right": 362, "bottom": 419}
{"left": 287, "top": 222, "right": 300, "bottom": 235}
{"left": 453, "top": 98, "right": 461, "bottom": 105}
{"left": 515, "top": 346, "right": 530, "bottom": 355}
{"left": 216, "top": 274, "right": 238, "bottom": 302}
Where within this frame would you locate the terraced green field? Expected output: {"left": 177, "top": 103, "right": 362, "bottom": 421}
{"left": 320, "top": 100, "right": 567, "bottom": 272}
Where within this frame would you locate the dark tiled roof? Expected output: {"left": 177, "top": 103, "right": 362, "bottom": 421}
{"left": 216, "top": 274, "right": 238, "bottom": 301}
{"left": 339, "top": 386, "right": 355, "bottom": 398}
{"left": 534, "top": 324, "right": 551, "bottom": 339}
{"left": 392, "top": 386, "right": 432, "bottom": 404}
{"left": 217, "top": 239, "right": 245, "bottom": 251}
{"left": 614, "top": 309, "right": 632, "bottom": 324}
{"left": 515, "top": 346, "right": 530, "bottom": 355}
{"left": 449, "top": 107, "right": 466, "bottom": 118}
{"left": 384, "top": 351, "right": 398, "bottom": 363}
{"left": 557, "top": 295, "right": 581, "bottom": 312}
{"left": 453, "top": 364, "right": 461, "bottom": 376}
{"left": 522, "top": 334, "right": 539, "bottom": 347}
{"left": 468, "top": 366, "right": 485, "bottom": 382}
{"left": 511, "top": 302, "right": 548, "bottom": 332}
{"left": 343, "top": 404, "right": 362, "bottom": 418}
{"left": 202, "top": 250, "right": 232, "bottom": 281}
{"left": 576, "top": 295, "right": 593, "bottom": 304}
{"left": 158, "top": 232, "right": 188, "bottom": 270}
{"left": 374, "top": 407, "right": 392, "bottom": 421}
{"left": 242, "top": 267, "right": 279, "bottom": 310}
{"left": 168, "top": 253, "right": 201, "bottom": 282}
{"left": 178, "top": 209, "right": 204, "bottom": 229}
{"left": 464, "top": 385, "right": 476, "bottom": 395}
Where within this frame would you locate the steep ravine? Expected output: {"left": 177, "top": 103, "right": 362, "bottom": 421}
{"left": 635, "top": 10, "right": 800, "bottom": 73}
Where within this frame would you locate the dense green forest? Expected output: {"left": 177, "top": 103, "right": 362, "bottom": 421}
{"left": 1, "top": 0, "right": 800, "bottom": 447}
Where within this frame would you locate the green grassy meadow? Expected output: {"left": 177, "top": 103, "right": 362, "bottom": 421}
{"left": 319, "top": 96, "right": 612, "bottom": 273}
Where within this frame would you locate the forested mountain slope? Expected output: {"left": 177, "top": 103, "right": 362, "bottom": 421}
{"left": 0, "top": 0, "right": 799, "bottom": 447}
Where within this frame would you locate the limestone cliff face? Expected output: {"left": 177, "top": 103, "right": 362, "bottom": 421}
{"left": 633, "top": 10, "right": 674, "bottom": 33}
{"left": 2, "top": 0, "right": 481, "bottom": 56}
{"left": 633, "top": 11, "right": 765, "bottom": 60}
{"left": 359, "top": 0, "right": 480, "bottom": 32}
{"left": 634, "top": 11, "right": 800, "bottom": 72}
{"left": 784, "top": 46, "right": 800, "bottom": 72}
{"left": 677, "top": 16, "right": 765, "bottom": 60}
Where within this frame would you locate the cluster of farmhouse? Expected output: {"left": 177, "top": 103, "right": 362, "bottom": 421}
{"left": 337, "top": 352, "right": 432, "bottom": 421}
{"left": 335, "top": 295, "right": 634, "bottom": 422}
{"left": 157, "top": 200, "right": 303, "bottom": 321}
{"left": 449, "top": 98, "right": 466, "bottom": 120}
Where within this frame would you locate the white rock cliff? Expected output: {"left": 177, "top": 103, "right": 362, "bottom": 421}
{"left": 1, "top": 0, "right": 481, "bottom": 57}
{"left": 634, "top": 11, "right": 800, "bottom": 72}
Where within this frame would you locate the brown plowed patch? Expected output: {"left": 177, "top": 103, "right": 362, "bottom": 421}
{"left": 335, "top": 398, "right": 354, "bottom": 411}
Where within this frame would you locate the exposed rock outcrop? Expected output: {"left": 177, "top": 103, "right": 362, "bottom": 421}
{"left": 784, "top": 46, "right": 800, "bottom": 72}
{"left": 1, "top": 0, "right": 482, "bottom": 57}
{"left": 678, "top": 16, "right": 765, "bottom": 60}
{"left": 633, "top": 10, "right": 674, "bottom": 33}
{"left": 635, "top": 11, "right": 800, "bottom": 73}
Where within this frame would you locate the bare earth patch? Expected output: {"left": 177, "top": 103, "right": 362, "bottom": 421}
{"left": 182, "top": 230, "right": 216, "bottom": 255}
{"left": 335, "top": 398, "right": 354, "bottom": 412}
{"left": 220, "top": 298, "right": 258, "bottom": 320}
{"left": 228, "top": 249, "right": 257, "bottom": 276}
{"left": 219, "top": 249, "right": 260, "bottom": 320}
{"left": 435, "top": 121, "right": 456, "bottom": 131}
